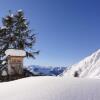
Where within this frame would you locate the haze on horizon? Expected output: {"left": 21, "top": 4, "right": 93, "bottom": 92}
{"left": 0, "top": 0, "right": 100, "bottom": 67}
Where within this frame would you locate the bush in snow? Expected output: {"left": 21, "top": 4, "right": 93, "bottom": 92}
{"left": 74, "top": 71, "right": 79, "bottom": 77}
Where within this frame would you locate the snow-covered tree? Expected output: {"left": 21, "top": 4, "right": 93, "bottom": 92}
{"left": 0, "top": 10, "right": 39, "bottom": 68}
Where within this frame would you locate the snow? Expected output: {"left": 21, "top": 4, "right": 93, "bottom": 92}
{"left": 1, "top": 70, "right": 7, "bottom": 76}
{"left": 1, "top": 26, "right": 6, "bottom": 30}
{"left": 1, "top": 49, "right": 100, "bottom": 100}
{"left": 2, "top": 61, "right": 6, "bottom": 65}
{"left": 26, "top": 65, "right": 66, "bottom": 76}
{"left": 17, "top": 9, "right": 23, "bottom": 12}
{"left": 64, "top": 49, "right": 100, "bottom": 78}
{"left": 1, "top": 48, "right": 100, "bottom": 100}
{"left": 10, "top": 14, "right": 14, "bottom": 18}
{"left": 0, "top": 76, "right": 100, "bottom": 100}
{"left": 5, "top": 49, "right": 26, "bottom": 57}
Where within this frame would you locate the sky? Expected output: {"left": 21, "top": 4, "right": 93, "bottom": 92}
{"left": 0, "top": 0, "right": 100, "bottom": 67}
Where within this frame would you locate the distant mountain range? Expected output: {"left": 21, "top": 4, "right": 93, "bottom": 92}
{"left": 25, "top": 65, "right": 66, "bottom": 76}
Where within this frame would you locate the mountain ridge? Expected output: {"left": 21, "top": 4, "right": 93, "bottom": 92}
{"left": 26, "top": 65, "right": 66, "bottom": 76}
{"left": 64, "top": 49, "right": 100, "bottom": 78}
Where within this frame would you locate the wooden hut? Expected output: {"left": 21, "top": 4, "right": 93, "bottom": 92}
{"left": 5, "top": 49, "right": 26, "bottom": 79}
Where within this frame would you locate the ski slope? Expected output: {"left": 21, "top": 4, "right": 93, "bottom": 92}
{"left": 0, "top": 76, "right": 100, "bottom": 100}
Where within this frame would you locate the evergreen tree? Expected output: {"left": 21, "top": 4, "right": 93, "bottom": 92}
{"left": 0, "top": 10, "right": 39, "bottom": 68}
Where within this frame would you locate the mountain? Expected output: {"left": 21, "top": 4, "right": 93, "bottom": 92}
{"left": 1, "top": 76, "right": 100, "bottom": 100}
{"left": 25, "top": 65, "right": 66, "bottom": 76}
{"left": 64, "top": 49, "right": 100, "bottom": 78}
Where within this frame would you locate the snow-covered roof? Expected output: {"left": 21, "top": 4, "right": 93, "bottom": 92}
{"left": 5, "top": 49, "right": 26, "bottom": 57}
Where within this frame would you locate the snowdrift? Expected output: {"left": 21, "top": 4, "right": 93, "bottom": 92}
{"left": 0, "top": 76, "right": 100, "bottom": 100}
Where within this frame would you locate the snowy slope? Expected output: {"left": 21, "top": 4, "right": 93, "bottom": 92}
{"left": 64, "top": 49, "right": 100, "bottom": 78}
{"left": 0, "top": 76, "right": 100, "bottom": 100}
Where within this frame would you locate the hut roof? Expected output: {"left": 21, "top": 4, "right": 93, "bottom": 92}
{"left": 5, "top": 49, "right": 26, "bottom": 57}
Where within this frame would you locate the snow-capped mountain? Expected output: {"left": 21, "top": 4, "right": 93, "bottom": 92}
{"left": 25, "top": 65, "right": 66, "bottom": 76}
{"left": 64, "top": 49, "right": 100, "bottom": 78}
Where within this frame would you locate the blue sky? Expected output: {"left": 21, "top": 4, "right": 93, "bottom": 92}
{"left": 0, "top": 0, "right": 100, "bottom": 67}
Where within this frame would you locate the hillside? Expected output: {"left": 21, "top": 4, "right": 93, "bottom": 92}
{"left": 64, "top": 49, "right": 100, "bottom": 78}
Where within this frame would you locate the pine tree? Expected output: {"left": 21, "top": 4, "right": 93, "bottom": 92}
{"left": 0, "top": 10, "right": 39, "bottom": 68}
